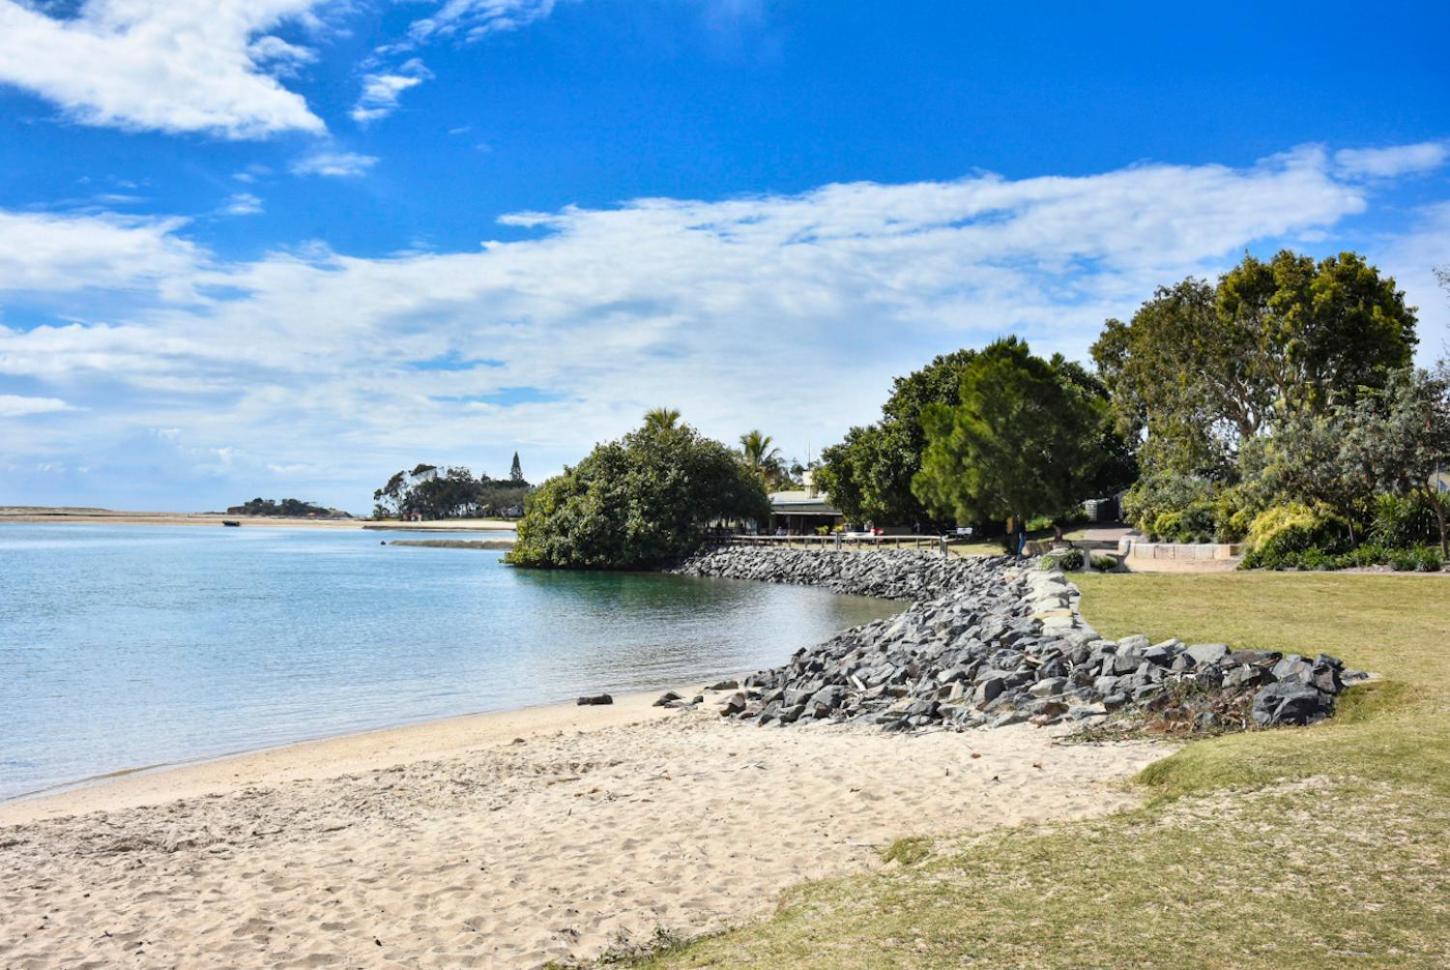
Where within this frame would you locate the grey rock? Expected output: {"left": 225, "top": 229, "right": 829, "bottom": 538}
{"left": 577, "top": 694, "right": 613, "bottom": 706}
{"left": 1028, "top": 677, "right": 1067, "bottom": 697}
{"left": 1185, "top": 643, "right": 1230, "bottom": 666}
{"left": 1252, "top": 683, "right": 1332, "bottom": 727}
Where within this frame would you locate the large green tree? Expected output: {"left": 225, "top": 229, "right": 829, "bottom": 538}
{"left": 912, "top": 338, "right": 1111, "bottom": 531}
{"left": 1094, "top": 250, "right": 1418, "bottom": 478}
{"left": 814, "top": 349, "right": 978, "bottom": 527}
{"left": 507, "top": 415, "right": 770, "bottom": 569}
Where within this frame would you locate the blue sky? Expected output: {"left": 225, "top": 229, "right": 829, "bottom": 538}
{"left": 1, "top": 0, "right": 1447, "bottom": 512}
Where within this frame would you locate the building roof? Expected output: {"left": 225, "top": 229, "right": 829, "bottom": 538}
{"left": 768, "top": 489, "right": 841, "bottom": 517}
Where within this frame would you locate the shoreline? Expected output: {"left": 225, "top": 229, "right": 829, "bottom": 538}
{"left": 0, "top": 688, "right": 683, "bottom": 825}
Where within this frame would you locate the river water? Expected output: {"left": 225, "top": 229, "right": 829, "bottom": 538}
{"left": 0, "top": 524, "right": 897, "bottom": 800}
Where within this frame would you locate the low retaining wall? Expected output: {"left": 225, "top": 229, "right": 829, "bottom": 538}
{"left": 1123, "top": 540, "right": 1243, "bottom": 562}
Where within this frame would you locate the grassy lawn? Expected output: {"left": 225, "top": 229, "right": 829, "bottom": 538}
{"left": 632, "top": 573, "right": 1450, "bottom": 969}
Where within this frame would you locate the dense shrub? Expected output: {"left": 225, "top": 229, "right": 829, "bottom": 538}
{"left": 1240, "top": 503, "right": 1351, "bottom": 569}
{"left": 507, "top": 423, "right": 770, "bottom": 569}
{"left": 1122, "top": 473, "right": 1216, "bottom": 538}
{"left": 1090, "top": 554, "right": 1118, "bottom": 572}
{"left": 1414, "top": 547, "right": 1444, "bottom": 572}
{"left": 1369, "top": 493, "right": 1442, "bottom": 549}
{"left": 1042, "top": 548, "right": 1085, "bottom": 571}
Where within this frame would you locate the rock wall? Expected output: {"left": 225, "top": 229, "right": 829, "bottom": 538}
{"left": 669, "top": 547, "right": 1355, "bottom": 731}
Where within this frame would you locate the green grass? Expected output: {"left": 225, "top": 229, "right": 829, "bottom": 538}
{"left": 631, "top": 573, "right": 1450, "bottom": 969}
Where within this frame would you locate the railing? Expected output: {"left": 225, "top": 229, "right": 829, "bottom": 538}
{"left": 714, "top": 533, "right": 950, "bottom": 556}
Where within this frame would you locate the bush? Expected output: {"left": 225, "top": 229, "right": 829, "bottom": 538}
{"left": 1369, "top": 493, "right": 1441, "bottom": 549}
{"left": 1123, "top": 474, "right": 1217, "bottom": 538}
{"left": 1042, "top": 548, "right": 1085, "bottom": 571}
{"left": 1090, "top": 554, "right": 1118, "bottom": 572}
{"left": 506, "top": 423, "right": 770, "bottom": 569}
{"left": 1241, "top": 503, "right": 1350, "bottom": 568}
{"left": 1390, "top": 548, "right": 1419, "bottom": 572}
{"left": 1211, "top": 483, "right": 1262, "bottom": 543}
{"left": 1414, "top": 547, "right": 1444, "bottom": 572}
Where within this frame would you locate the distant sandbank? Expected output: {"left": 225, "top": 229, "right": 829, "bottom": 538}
{"left": 0, "top": 506, "right": 517, "bottom": 532}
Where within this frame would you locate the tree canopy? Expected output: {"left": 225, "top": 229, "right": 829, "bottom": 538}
{"left": 1093, "top": 250, "right": 1417, "bottom": 477}
{"left": 912, "top": 338, "right": 1114, "bottom": 530}
{"left": 814, "top": 349, "right": 979, "bottom": 527}
{"left": 507, "top": 415, "right": 770, "bottom": 569}
{"left": 739, "top": 430, "right": 787, "bottom": 490}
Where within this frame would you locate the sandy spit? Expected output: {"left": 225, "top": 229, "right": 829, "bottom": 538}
{"left": 0, "top": 691, "right": 1170, "bottom": 969}
{"left": 0, "top": 508, "right": 516, "bottom": 532}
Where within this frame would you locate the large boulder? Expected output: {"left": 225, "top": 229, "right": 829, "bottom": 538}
{"left": 1252, "top": 682, "right": 1333, "bottom": 727}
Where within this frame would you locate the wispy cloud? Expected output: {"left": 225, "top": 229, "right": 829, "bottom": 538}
{"left": 289, "top": 151, "right": 379, "bottom": 178}
{"left": 352, "top": 59, "right": 433, "bottom": 125}
{"left": 0, "top": 0, "right": 331, "bottom": 138}
{"left": 0, "top": 394, "right": 76, "bottom": 417}
{"left": 222, "top": 193, "right": 264, "bottom": 216}
{"left": 1335, "top": 141, "right": 1449, "bottom": 178}
{"left": 406, "top": 0, "right": 562, "bottom": 46}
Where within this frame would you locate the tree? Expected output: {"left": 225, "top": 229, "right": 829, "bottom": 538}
{"left": 372, "top": 463, "right": 531, "bottom": 519}
{"left": 738, "top": 430, "right": 785, "bottom": 489}
{"left": 912, "top": 338, "right": 1108, "bottom": 532}
{"left": 642, "top": 407, "right": 681, "bottom": 432}
{"left": 507, "top": 417, "right": 770, "bottom": 569}
{"left": 1094, "top": 250, "right": 1418, "bottom": 477}
{"left": 510, "top": 452, "right": 525, "bottom": 483}
{"left": 1338, "top": 366, "right": 1450, "bottom": 555}
{"left": 814, "top": 349, "right": 979, "bottom": 526}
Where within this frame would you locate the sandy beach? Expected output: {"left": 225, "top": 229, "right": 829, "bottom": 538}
{"left": 0, "top": 692, "right": 1171, "bottom": 968}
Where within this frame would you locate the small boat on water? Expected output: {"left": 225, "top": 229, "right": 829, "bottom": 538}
{"left": 222, "top": 520, "right": 241, "bottom": 527}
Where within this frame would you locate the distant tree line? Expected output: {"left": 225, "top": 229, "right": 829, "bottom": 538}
{"left": 227, "top": 497, "right": 350, "bottom": 519}
{"left": 372, "top": 454, "right": 532, "bottom": 520}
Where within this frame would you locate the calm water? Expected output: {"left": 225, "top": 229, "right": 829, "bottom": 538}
{"left": 0, "top": 524, "right": 896, "bottom": 800}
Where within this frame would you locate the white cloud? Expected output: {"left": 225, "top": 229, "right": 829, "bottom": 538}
{"left": 223, "top": 193, "right": 264, "bottom": 216}
{"left": 352, "top": 59, "right": 433, "bottom": 124}
{"left": 1335, "top": 141, "right": 1449, "bottom": 179}
{"left": 289, "top": 150, "right": 379, "bottom": 177}
{"left": 0, "top": 0, "right": 331, "bottom": 138}
{"left": 0, "top": 142, "right": 1441, "bottom": 509}
{"left": 407, "top": 0, "right": 560, "bottom": 45}
{"left": 0, "top": 394, "right": 75, "bottom": 417}
{"left": 0, "top": 209, "right": 200, "bottom": 294}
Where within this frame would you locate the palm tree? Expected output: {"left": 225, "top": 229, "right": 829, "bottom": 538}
{"left": 643, "top": 407, "right": 682, "bottom": 432}
{"left": 739, "top": 430, "right": 784, "bottom": 488}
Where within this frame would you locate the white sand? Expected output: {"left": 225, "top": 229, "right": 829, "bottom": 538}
{"left": 0, "top": 693, "right": 1171, "bottom": 968}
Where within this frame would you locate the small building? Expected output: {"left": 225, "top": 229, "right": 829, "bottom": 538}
{"left": 768, "top": 472, "right": 844, "bottom": 535}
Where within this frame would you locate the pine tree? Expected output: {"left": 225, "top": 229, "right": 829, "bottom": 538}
{"left": 510, "top": 452, "right": 524, "bottom": 483}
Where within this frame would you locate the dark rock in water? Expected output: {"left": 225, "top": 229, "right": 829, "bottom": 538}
{"left": 577, "top": 694, "right": 613, "bottom": 706}
{"left": 1252, "top": 682, "right": 1333, "bottom": 727}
